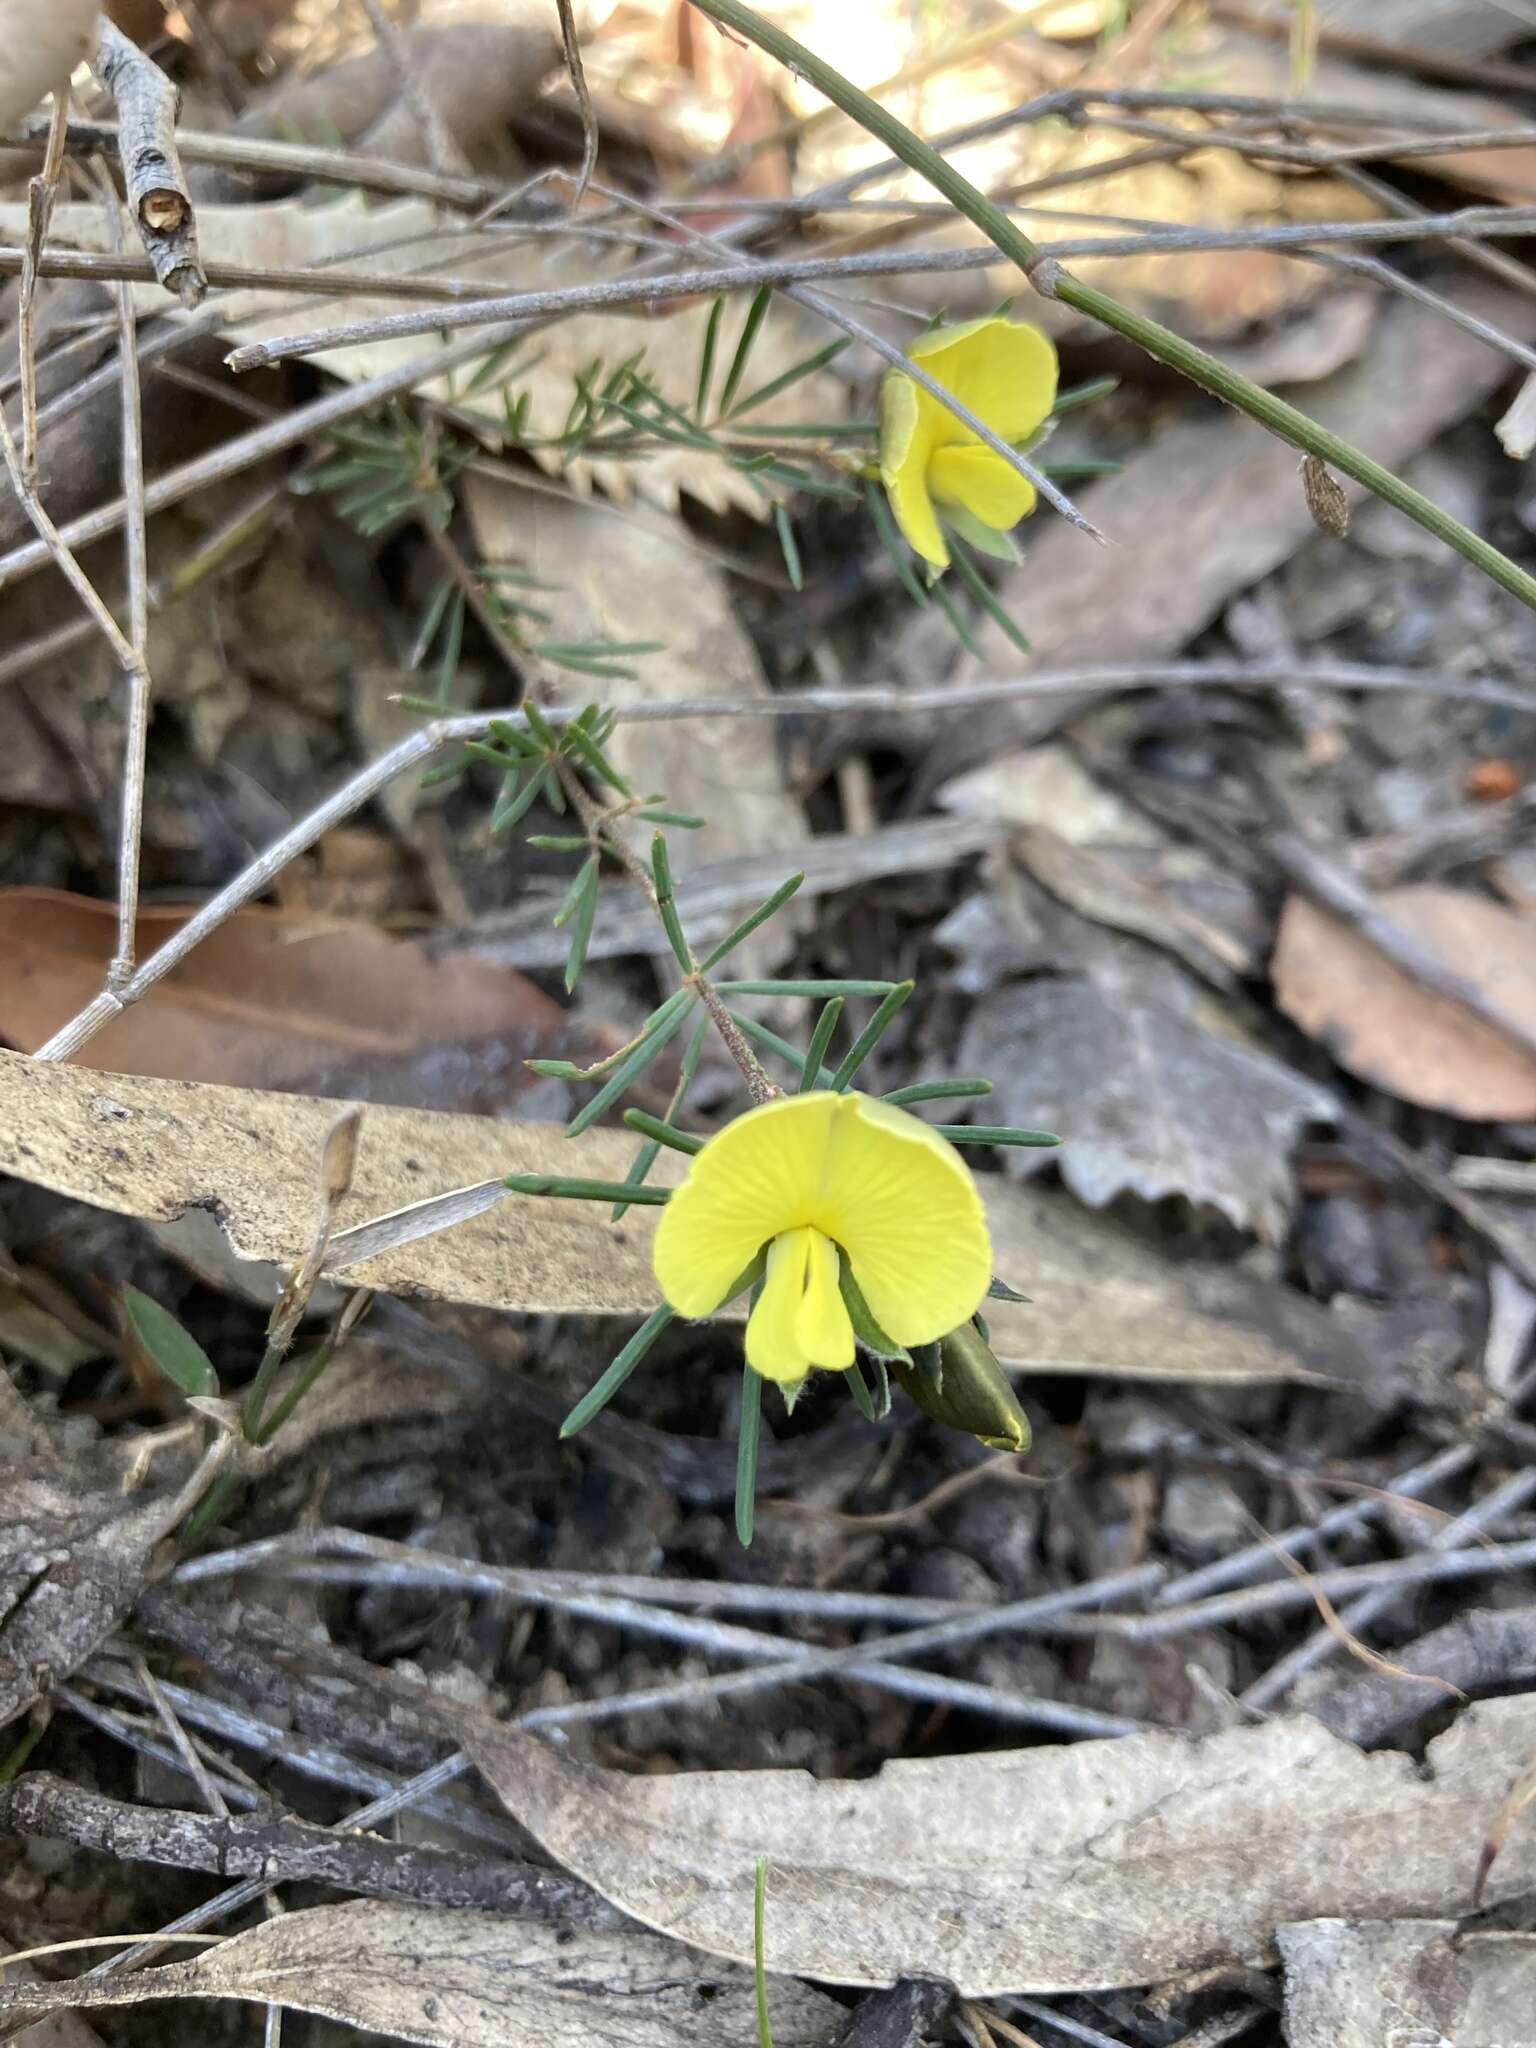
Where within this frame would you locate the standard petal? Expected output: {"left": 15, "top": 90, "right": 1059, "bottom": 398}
{"left": 795, "top": 1226, "right": 854, "bottom": 1370}
{"left": 820, "top": 1095, "right": 991, "bottom": 1346}
{"left": 746, "top": 1227, "right": 813, "bottom": 1382}
{"left": 652, "top": 1093, "right": 838, "bottom": 1317}
{"left": 910, "top": 316, "right": 1058, "bottom": 445}
{"left": 928, "top": 443, "right": 1037, "bottom": 532}
{"left": 879, "top": 371, "right": 949, "bottom": 569}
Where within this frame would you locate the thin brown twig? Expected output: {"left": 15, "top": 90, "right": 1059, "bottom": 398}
{"left": 554, "top": 0, "right": 598, "bottom": 209}
{"left": 18, "top": 85, "right": 72, "bottom": 484}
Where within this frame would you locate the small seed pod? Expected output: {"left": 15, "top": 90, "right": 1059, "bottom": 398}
{"left": 1301, "top": 453, "right": 1350, "bottom": 539}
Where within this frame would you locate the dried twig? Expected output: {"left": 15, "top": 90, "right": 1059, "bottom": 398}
{"left": 91, "top": 19, "right": 204, "bottom": 305}
{"left": 0, "top": 1772, "right": 612, "bottom": 1921}
{"left": 554, "top": 0, "right": 597, "bottom": 208}
{"left": 356, "top": 0, "right": 463, "bottom": 179}
{"left": 17, "top": 84, "right": 71, "bottom": 483}
{"left": 1312, "top": 1605, "right": 1536, "bottom": 1748}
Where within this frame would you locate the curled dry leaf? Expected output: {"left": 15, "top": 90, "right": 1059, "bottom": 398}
{"left": 1278, "top": 1920, "right": 1536, "bottom": 2048}
{"left": 1271, "top": 885, "right": 1536, "bottom": 1120}
{"left": 0, "top": 1901, "right": 840, "bottom": 2048}
{"left": 469, "top": 1700, "right": 1536, "bottom": 1997}
{"left": 0, "top": 891, "right": 571, "bottom": 1103}
{"left": 0, "top": 1051, "right": 1373, "bottom": 1390}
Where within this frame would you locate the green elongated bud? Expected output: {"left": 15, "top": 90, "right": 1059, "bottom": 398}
{"left": 887, "top": 1318, "right": 1031, "bottom": 1453}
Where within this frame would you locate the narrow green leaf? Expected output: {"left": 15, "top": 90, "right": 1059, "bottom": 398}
{"left": 551, "top": 851, "right": 599, "bottom": 930}
{"left": 622, "top": 1108, "right": 703, "bottom": 1155}
{"left": 123, "top": 1288, "right": 218, "bottom": 1398}
{"left": 563, "top": 858, "right": 601, "bottom": 992}
{"left": 563, "top": 719, "right": 635, "bottom": 795}
{"left": 729, "top": 334, "right": 854, "bottom": 418}
{"left": 730, "top": 1008, "right": 825, "bottom": 1083}
{"left": 843, "top": 1359, "right": 877, "bottom": 1422}
{"left": 526, "top": 833, "right": 591, "bottom": 851}
{"left": 829, "top": 981, "right": 913, "bottom": 1090}
{"left": 883, "top": 1077, "right": 994, "bottom": 1107}
{"left": 560, "top": 1303, "right": 676, "bottom": 1437}
{"left": 987, "top": 1276, "right": 1030, "bottom": 1303}
{"left": 410, "top": 576, "right": 455, "bottom": 668}
{"left": 636, "top": 807, "right": 706, "bottom": 828}
{"left": 504, "top": 1173, "right": 670, "bottom": 1203}
{"left": 936, "top": 1125, "right": 1061, "bottom": 1146}
{"left": 948, "top": 536, "right": 1031, "bottom": 655}
{"left": 719, "top": 286, "right": 773, "bottom": 416}
{"left": 521, "top": 699, "right": 559, "bottom": 748}
{"left": 435, "top": 589, "right": 466, "bottom": 704}
{"left": 736, "top": 1356, "right": 763, "bottom": 1548}
{"left": 754, "top": 1856, "right": 775, "bottom": 2048}
{"left": 774, "top": 504, "right": 803, "bottom": 592}
{"left": 613, "top": 1011, "right": 711, "bottom": 1219}
{"left": 1052, "top": 373, "right": 1119, "bottom": 415}
{"left": 651, "top": 832, "right": 695, "bottom": 973}
{"left": 566, "top": 991, "right": 696, "bottom": 1139}
{"left": 490, "top": 763, "right": 552, "bottom": 833}
{"left": 800, "top": 996, "right": 843, "bottom": 1093}
{"left": 696, "top": 296, "right": 725, "bottom": 417}
{"left": 698, "top": 872, "right": 805, "bottom": 973}
{"left": 930, "top": 575, "right": 985, "bottom": 659}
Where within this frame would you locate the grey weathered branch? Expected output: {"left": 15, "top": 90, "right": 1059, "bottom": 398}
{"left": 0, "top": 1770, "right": 614, "bottom": 1922}
{"left": 91, "top": 17, "right": 204, "bottom": 305}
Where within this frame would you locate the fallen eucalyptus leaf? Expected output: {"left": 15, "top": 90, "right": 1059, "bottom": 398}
{"left": 469, "top": 1699, "right": 1536, "bottom": 1997}
{"left": 0, "top": 1902, "right": 839, "bottom": 2048}
{"left": 1278, "top": 1919, "right": 1536, "bottom": 2048}
{"left": 0, "top": 1052, "right": 1373, "bottom": 1390}
{"left": 1271, "top": 884, "right": 1536, "bottom": 1119}
{"left": 960, "top": 942, "right": 1333, "bottom": 1241}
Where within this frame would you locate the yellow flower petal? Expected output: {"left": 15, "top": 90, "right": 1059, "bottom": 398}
{"left": 879, "top": 370, "right": 948, "bottom": 569}
{"left": 823, "top": 1096, "right": 991, "bottom": 1346}
{"left": 652, "top": 1093, "right": 839, "bottom": 1317}
{"left": 928, "top": 443, "right": 1037, "bottom": 530}
{"left": 909, "top": 316, "right": 1058, "bottom": 446}
{"left": 745, "top": 1227, "right": 813, "bottom": 1383}
{"left": 652, "top": 1092, "right": 991, "bottom": 1364}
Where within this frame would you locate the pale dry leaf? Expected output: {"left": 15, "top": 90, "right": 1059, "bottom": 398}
{"left": 469, "top": 1699, "right": 1536, "bottom": 1998}
{"left": 0, "top": 1902, "right": 840, "bottom": 2048}
{"left": 462, "top": 470, "right": 806, "bottom": 966}
{"left": 1278, "top": 1920, "right": 1536, "bottom": 2048}
{"left": 0, "top": 1050, "right": 1372, "bottom": 1389}
{"left": 0, "top": 890, "right": 573, "bottom": 1101}
{"left": 0, "top": 0, "right": 97, "bottom": 131}
{"left": 0, "top": 197, "right": 842, "bottom": 516}
{"left": 959, "top": 943, "right": 1333, "bottom": 1241}
{"left": 1271, "top": 885, "right": 1536, "bottom": 1120}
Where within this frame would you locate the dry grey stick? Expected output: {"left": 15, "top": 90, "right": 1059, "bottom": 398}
{"left": 91, "top": 161, "right": 153, "bottom": 994}
{"left": 1240, "top": 1465, "right": 1536, "bottom": 1709}
{"left": 357, "top": 0, "right": 462, "bottom": 179}
{"left": 221, "top": 206, "right": 1536, "bottom": 370}
{"left": 91, "top": 17, "right": 204, "bottom": 305}
{"left": 554, "top": 0, "right": 597, "bottom": 207}
{"left": 18, "top": 83, "right": 71, "bottom": 481}
{"left": 0, "top": 1772, "right": 611, "bottom": 1922}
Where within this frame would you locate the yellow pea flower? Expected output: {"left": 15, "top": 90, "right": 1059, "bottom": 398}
{"left": 652, "top": 1090, "right": 992, "bottom": 1385}
{"left": 879, "top": 315, "right": 1058, "bottom": 571}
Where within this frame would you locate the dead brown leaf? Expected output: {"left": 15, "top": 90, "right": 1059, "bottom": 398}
{"left": 469, "top": 1698, "right": 1536, "bottom": 1997}
{"left": 1271, "top": 885, "right": 1536, "bottom": 1120}
{"left": 0, "top": 1050, "right": 1372, "bottom": 1389}
{"left": 0, "top": 892, "right": 571, "bottom": 1101}
{"left": 0, "top": 1902, "right": 839, "bottom": 2048}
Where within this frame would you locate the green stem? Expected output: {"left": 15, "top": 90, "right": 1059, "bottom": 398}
{"left": 684, "top": 0, "right": 1536, "bottom": 615}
